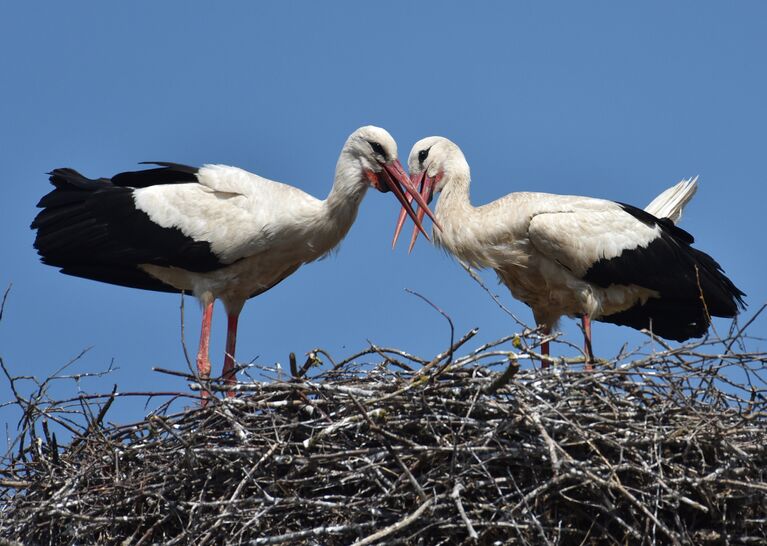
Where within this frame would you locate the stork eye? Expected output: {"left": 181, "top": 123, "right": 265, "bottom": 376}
{"left": 369, "top": 141, "right": 386, "bottom": 157}
{"left": 418, "top": 148, "right": 430, "bottom": 163}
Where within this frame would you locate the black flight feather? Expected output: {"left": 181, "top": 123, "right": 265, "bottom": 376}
{"left": 32, "top": 165, "right": 226, "bottom": 293}
{"left": 583, "top": 203, "right": 745, "bottom": 340}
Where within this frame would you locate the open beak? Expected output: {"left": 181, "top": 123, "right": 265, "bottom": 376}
{"left": 379, "top": 160, "right": 438, "bottom": 242}
{"left": 392, "top": 171, "right": 438, "bottom": 252}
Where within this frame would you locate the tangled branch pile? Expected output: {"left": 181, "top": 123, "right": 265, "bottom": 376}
{"left": 1, "top": 325, "right": 766, "bottom": 545}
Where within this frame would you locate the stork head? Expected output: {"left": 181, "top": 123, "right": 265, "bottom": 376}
{"left": 392, "top": 136, "right": 467, "bottom": 250}
{"left": 408, "top": 136, "right": 468, "bottom": 195}
{"left": 342, "top": 126, "right": 438, "bottom": 241}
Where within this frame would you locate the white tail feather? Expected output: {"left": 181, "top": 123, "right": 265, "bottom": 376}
{"left": 644, "top": 176, "right": 699, "bottom": 224}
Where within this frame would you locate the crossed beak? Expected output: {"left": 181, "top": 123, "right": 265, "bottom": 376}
{"left": 392, "top": 170, "right": 439, "bottom": 251}
{"left": 376, "top": 160, "right": 439, "bottom": 242}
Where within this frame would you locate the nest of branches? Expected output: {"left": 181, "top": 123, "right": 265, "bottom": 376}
{"left": 1, "top": 318, "right": 766, "bottom": 545}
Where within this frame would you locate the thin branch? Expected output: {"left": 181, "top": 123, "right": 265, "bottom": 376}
{"left": 350, "top": 496, "right": 434, "bottom": 546}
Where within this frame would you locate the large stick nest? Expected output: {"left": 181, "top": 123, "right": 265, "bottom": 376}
{"left": 1, "top": 324, "right": 766, "bottom": 545}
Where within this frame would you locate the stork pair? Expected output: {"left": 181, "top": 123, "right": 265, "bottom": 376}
{"left": 32, "top": 127, "right": 745, "bottom": 400}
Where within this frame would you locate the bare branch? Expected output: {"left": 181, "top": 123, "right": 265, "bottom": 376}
{"left": 0, "top": 322, "right": 765, "bottom": 544}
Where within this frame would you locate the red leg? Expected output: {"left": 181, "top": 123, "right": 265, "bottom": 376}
{"left": 197, "top": 300, "right": 214, "bottom": 405}
{"left": 582, "top": 314, "right": 594, "bottom": 370}
{"left": 540, "top": 328, "right": 551, "bottom": 370}
{"left": 221, "top": 311, "right": 240, "bottom": 398}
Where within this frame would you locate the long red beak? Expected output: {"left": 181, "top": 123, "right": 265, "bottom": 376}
{"left": 379, "top": 160, "right": 437, "bottom": 242}
{"left": 392, "top": 171, "right": 438, "bottom": 251}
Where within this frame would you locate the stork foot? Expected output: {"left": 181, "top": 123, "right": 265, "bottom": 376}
{"left": 582, "top": 315, "right": 595, "bottom": 371}
{"left": 196, "top": 300, "right": 215, "bottom": 406}
{"left": 221, "top": 311, "right": 240, "bottom": 398}
{"left": 540, "top": 339, "right": 551, "bottom": 370}
{"left": 197, "top": 356, "right": 212, "bottom": 407}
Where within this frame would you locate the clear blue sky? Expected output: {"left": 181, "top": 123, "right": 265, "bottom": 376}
{"left": 1, "top": 2, "right": 765, "bottom": 431}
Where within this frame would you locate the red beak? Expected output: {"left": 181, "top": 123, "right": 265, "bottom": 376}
{"left": 392, "top": 171, "right": 438, "bottom": 251}
{"left": 378, "top": 160, "right": 438, "bottom": 242}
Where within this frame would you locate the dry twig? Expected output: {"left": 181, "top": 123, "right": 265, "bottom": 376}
{"left": 1, "top": 324, "right": 765, "bottom": 545}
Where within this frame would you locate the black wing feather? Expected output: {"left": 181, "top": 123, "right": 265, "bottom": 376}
{"left": 32, "top": 165, "right": 225, "bottom": 293}
{"left": 584, "top": 203, "right": 745, "bottom": 340}
{"left": 111, "top": 162, "right": 199, "bottom": 188}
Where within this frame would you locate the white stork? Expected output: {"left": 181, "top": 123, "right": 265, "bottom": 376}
{"left": 394, "top": 136, "right": 745, "bottom": 366}
{"left": 32, "top": 126, "right": 436, "bottom": 400}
